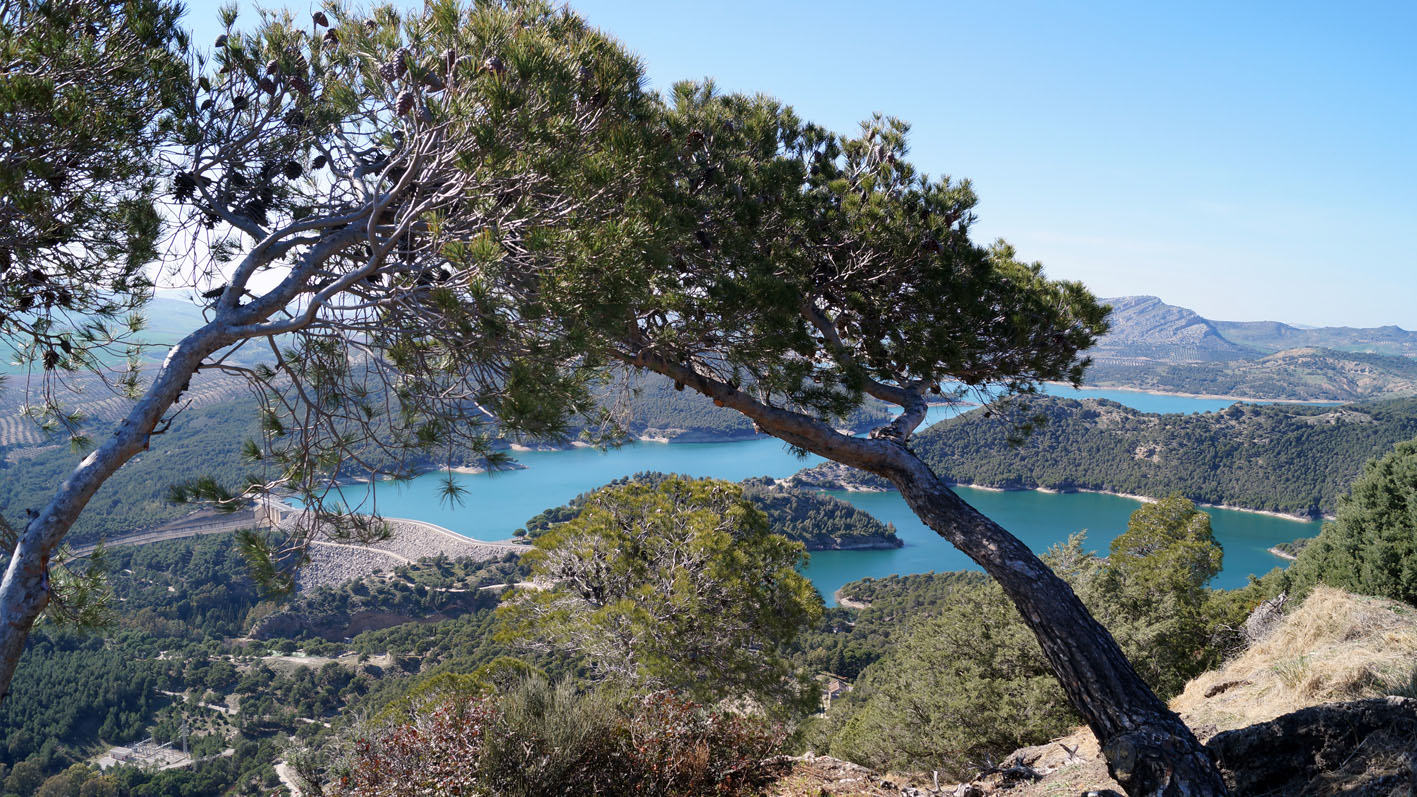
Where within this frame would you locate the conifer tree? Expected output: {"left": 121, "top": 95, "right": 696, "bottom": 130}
{"left": 545, "top": 85, "right": 1227, "bottom": 794}
{"left": 0, "top": 0, "right": 653, "bottom": 702}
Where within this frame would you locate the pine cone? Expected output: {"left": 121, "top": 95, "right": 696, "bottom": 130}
{"left": 284, "top": 161, "right": 303, "bottom": 179}
{"left": 323, "top": 29, "right": 339, "bottom": 46}
{"left": 258, "top": 77, "right": 276, "bottom": 95}
{"left": 199, "top": 98, "right": 214, "bottom": 111}
{"left": 311, "top": 155, "right": 328, "bottom": 170}
{"left": 483, "top": 56, "right": 505, "bottom": 75}
{"left": 232, "top": 95, "right": 248, "bottom": 110}
{"left": 396, "top": 90, "right": 414, "bottom": 117}
{"left": 312, "top": 10, "right": 329, "bottom": 26}
{"left": 285, "top": 109, "right": 306, "bottom": 127}
{"left": 265, "top": 59, "right": 279, "bottom": 75}
{"left": 379, "top": 50, "right": 409, "bottom": 83}
{"left": 288, "top": 75, "right": 310, "bottom": 95}
{"left": 215, "top": 34, "right": 228, "bottom": 48}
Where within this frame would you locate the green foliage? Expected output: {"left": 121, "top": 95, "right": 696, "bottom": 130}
{"left": 552, "top": 82, "right": 1110, "bottom": 424}
{"left": 0, "top": 630, "right": 156, "bottom": 770}
{"left": 498, "top": 476, "right": 823, "bottom": 714}
{"left": 0, "top": 0, "right": 188, "bottom": 387}
{"left": 824, "top": 543, "right": 1088, "bottom": 777}
{"left": 790, "top": 571, "right": 986, "bottom": 679}
{"left": 1282, "top": 437, "right": 1417, "bottom": 605}
{"left": 522, "top": 471, "right": 899, "bottom": 549}
{"left": 338, "top": 677, "right": 786, "bottom": 796}
{"left": 1085, "top": 496, "right": 1225, "bottom": 697}
{"left": 897, "top": 395, "right": 1417, "bottom": 517}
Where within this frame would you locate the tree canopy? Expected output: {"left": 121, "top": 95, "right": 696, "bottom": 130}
{"left": 1282, "top": 436, "right": 1417, "bottom": 605}
{"left": 0, "top": 3, "right": 1221, "bottom": 787}
{"left": 496, "top": 476, "right": 822, "bottom": 715}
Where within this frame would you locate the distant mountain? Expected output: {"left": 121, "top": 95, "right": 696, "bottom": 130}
{"left": 1212, "top": 319, "right": 1417, "bottom": 357}
{"left": 1095, "top": 296, "right": 1254, "bottom": 361}
{"left": 1085, "top": 296, "right": 1417, "bottom": 400}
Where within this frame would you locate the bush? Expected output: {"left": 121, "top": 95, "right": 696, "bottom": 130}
{"left": 1282, "top": 437, "right": 1417, "bottom": 605}
{"left": 337, "top": 677, "right": 785, "bottom": 796}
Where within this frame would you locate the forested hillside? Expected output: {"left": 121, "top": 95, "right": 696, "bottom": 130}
{"left": 0, "top": 399, "right": 259, "bottom": 545}
{"left": 795, "top": 396, "right": 1417, "bottom": 517}
{"left": 521, "top": 472, "right": 901, "bottom": 550}
{"left": 1086, "top": 347, "right": 1417, "bottom": 401}
{"left": 593, "top": 372, "right": 894, "bottom": 442}
{"left": 0, "top": 535, "right": 545, "bottom": 794}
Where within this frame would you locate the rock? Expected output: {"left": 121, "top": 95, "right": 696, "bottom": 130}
{"left": 1241, "top": 591, "right": 1287, "bottom": 644}
{"left": 1206, "top": 696, "right": 1417, "bottom": 795}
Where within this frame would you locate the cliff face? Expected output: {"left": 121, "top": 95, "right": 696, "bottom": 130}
{"left": 1097, "top": 295, "right": 1254, "bottom": 361}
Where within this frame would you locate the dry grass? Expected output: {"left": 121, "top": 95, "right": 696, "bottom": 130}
{"left": 1173, "top": 586, "right": 1417, "bottom": 735}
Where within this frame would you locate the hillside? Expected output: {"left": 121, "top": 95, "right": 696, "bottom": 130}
{"left": 1215, "top": 318, "right": 1417, "bottom": 356}
{"left": 794, "top": 395, "right": 1417, "bottom": 517}
{"left": 597, "top": 371, "right": 893, "bottom": 442}
{"left": 1087, "top": 346, "right": 1417, "bottom": 401}
{"left": 521, "top": 472, "right": 902, "bottom": 551}
{"left": 1089, "top": 296, "right": 1417, "bottom": 400}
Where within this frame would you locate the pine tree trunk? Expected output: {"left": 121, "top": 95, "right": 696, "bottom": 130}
{"left": 882, "top": 451, "right": 1227, "bottom": 796}
{"left": 0, "top": 326, "right": 233, "bottom": 701}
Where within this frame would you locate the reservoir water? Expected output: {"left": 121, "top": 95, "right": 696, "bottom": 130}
{"left": 349, "top": 385, "right": 1324, "bottom": 604}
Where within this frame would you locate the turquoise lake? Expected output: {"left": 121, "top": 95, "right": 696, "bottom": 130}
{"left": 347, "top": 385, "right": 1325, "bottom": 605}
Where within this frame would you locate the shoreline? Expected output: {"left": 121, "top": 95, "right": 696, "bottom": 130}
{"left": 950, "top": 482, "right": 1329, "bottom": 523}
{"left": 819, "top": 478, "right": 1328, "bottom": 523}
{"left": 832, "top": 586, "right": 869, "bottom": 611}
{"left": 1267, "top": 546, "right": 1299, "bottom": 562}
{"left": 1048, "top": 381, "right": 1344, "bottom": 406}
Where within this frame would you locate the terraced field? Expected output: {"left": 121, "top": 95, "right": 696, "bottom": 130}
{"left": 0, "top": 372, "right": 252, "bottom": 447}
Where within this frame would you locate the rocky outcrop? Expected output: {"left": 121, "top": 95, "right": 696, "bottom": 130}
{"left": 788, "top": 461, "right": 892, "bottom": 493}
{"left": 797, "top": 533, "right": 902, "bottom": 551}
{"left": 1206, "top": 696, "right": 1417, "bottom": 796}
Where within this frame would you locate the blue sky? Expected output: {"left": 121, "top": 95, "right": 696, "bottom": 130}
{"left": 184, "top": 0, "right": 1416, "bottom": 328}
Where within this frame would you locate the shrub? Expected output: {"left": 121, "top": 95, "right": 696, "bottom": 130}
{"left": 337, "top": 678, "right": 786, "bottom": 796}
